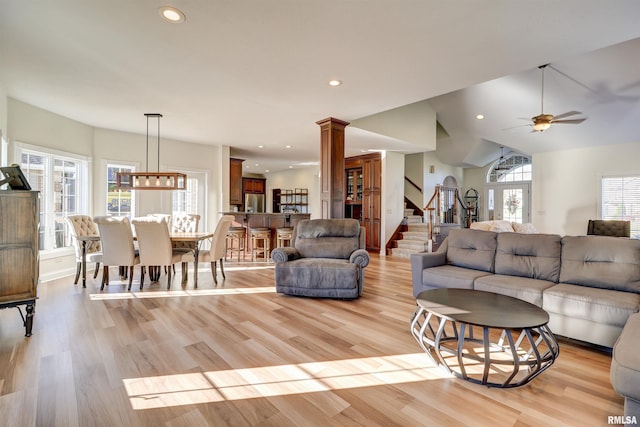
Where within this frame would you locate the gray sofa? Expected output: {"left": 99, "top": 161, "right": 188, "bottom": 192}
{"left": 611, "top": 312, "right": 640, "bottom": 418}
{"left": 271, "top": 218, "right": 370, "bottom": 299}
{"left": 411, "top": 228, "right": 640, "bottom": 348}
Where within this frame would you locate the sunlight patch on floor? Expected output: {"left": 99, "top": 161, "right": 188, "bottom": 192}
{"left": 89, "top": 286, "right": 276, "bottom": 301}
{"left": 123, "top": 353, "right": 449, "bottom": 410}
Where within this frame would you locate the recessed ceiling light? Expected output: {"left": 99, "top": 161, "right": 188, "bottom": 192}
{"left": 329, "top": 80, "right": 342, "bottom": 87}
{"left": 476, "top": 114, "right": 485, "bottom": 120}
{"left": 285, "top": 145, "right": 292, "bottom": 149}
{"left": 265, "top": 169, "right": 270, "bottom": 173}
{"left": 159, "top": 6, "right": 186, "bottom": 23}
{"left": 258, "top": 145, "right": 264, "bottom": 148}
{"left": 255, "top": 163, "right": 259, "bottom": 167}
{"left": 288, "top": 165, "right": 293, "bottom": 169}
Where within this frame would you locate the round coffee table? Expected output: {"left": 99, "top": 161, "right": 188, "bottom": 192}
{"left": 410, "top": 288, "right": 559, "bottom": 388}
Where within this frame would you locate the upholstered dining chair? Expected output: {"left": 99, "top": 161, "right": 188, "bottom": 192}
{"left": 587, "top": 219, "right": 631, "bottom": 238}
{"left": 93, "top": 216, "right": 140, "bottom": 291}
{"left": 132, "top": 217, "right": 184, "bottom": 289}
{"left": 65, "top": 215, "right": 102, "bottom": 284}
{"left": 181, "top": 215, "right": 234, "bottom": 285}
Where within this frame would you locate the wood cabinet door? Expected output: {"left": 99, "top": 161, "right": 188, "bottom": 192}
{"left": 230, "top": 158, "right": 243, "bottom": 205}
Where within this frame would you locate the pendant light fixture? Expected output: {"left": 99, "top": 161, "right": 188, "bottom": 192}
{"left": 116, "top": 113, "right": 187, "bottom": 190}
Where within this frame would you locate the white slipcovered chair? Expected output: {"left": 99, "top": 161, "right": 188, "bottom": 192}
{"left": 65, "top": 215, "right": 102, "bottom": 284}
{"left": 93, "top": 216, "right": 140, "bottom": 291}
{"left": 132, "top": 217, "right": 184, "bottom": 289}
{"left": 181, "top": 215, "right": 234, "bottom": 285}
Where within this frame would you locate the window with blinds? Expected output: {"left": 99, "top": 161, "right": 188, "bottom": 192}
{"left": 601, "top": 175, "right": 640, "bottom": 239}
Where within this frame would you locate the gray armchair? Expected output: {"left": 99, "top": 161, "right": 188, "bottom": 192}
{"left": 271, "top": 219, "right": 369, "bottom": 299}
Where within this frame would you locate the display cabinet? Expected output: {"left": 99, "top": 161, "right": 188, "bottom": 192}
{"left": 0, "top": 190, "right": 39, "bottom": 336}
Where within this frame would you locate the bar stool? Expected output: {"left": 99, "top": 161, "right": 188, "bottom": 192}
{"left": 276, "top": 227, "right": 293, "bottom": 248}
{"left": 250, "top": 227, "right": 271, "bottom": 261}
{"left": 225, "top": 226, "right": 246, "bottom": 261}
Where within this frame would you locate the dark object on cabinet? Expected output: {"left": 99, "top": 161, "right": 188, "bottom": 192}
{"left": 0, "top": 165, "right": 32, "bottom": 190}
{"left": 0, "top": 190, "right": 39, "bottom": 336}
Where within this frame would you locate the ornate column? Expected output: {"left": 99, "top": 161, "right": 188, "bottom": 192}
{"left": 316, "top": 117, "right": 349, "bottom": 219}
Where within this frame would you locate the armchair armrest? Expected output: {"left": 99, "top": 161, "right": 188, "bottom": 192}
{"left": 271, "top": 246, "right": 300, "bottom": 263}
{"left": 349, "top": 249, "right": 370, "bottom": 268}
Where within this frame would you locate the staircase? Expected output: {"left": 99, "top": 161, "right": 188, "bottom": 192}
{"left": 390, "top": 208, "right": 432, "bottom": 258}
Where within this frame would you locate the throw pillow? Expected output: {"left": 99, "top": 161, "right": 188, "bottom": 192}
{"left": 512, "top": 222, "right": 538, "bottom": 234}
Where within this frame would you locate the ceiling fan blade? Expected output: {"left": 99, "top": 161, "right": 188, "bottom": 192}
{"left": 552, "top": 110, "right": 582, "bottom": 120}
{"left": 502, "top": 123, "right": 532, "bottom": 131}
{"left": 551, "top": 118, "right": 587, "bottom": 125}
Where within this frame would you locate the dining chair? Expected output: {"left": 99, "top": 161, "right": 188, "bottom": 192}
{"left": 132, "top": 217, "right": 184, "bottom": 289}
{"left": 181, "top": 215, "right": 234, "bottom": 285}
{"left": 93, "top": 216, "right": 140, "bottom": 291}
{"left": 172, "top": 213, "right": 201, "bottom": 233}
{"left": 65, "top": 215, "right": 102, "bottom": 284}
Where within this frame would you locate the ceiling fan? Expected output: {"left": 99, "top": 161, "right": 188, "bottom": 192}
{"left": 529, "top": 64, "right": 587, "bottom": 132}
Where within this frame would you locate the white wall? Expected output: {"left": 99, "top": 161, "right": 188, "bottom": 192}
{"left": 264, "top": 166, "right": 320, "bottom": 218}
{"left": 533, "top": 142, "right": 640, "bottom": 236}
{"left": 0, "top": 85, "right": 7, "bottom": 165}
{"left": 421, "top": 151, "right": 464, "bottom": 208}
{"left": 382, "top": 151, "right": 405, "bottom": 254}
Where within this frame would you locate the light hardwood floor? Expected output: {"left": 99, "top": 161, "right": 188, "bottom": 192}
{"left": 0, "top": 255, "right": 624, "bottom": 426}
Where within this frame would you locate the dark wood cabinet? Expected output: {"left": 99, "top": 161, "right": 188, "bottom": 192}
{"left": 230, "top": 158, "right": 244, "bottom": 205}
{"left": 345, "top": 153, "right": 381, "bottom": 252}
{"left": 243, "top": 178, "right": 265, "bottom": 194}
{"left": 0, "top": 190, "right": 39, "bottom": 336}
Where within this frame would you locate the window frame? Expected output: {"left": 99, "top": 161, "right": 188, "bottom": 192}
{"left": 599, "top": 173, "right": 640, "bottom": 239}
{"left": 106, "top": 161, "right": 137, "bottom": 218}
{"left": 14, "top": 141, "right": 91, "bottom": 256}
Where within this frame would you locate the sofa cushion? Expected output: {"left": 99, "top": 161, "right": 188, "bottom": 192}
{"left": 423, "top": 265, "right": 493, "bottom": 289}
{"left": 275, "top": 258, "right": 357, "bottom": 290}
{"left": 559, "top": 235, "right": 640, "bottom": 292}
{"left": 446, "top": 229, "right": 497, "bottom": 272}
{"left": 543, "top": 283, "right": 640, "bottom": 326}
{"left": 294, "top": 219, "right": 360, "bottom": 259}
{"left": 474, "top": 274, "right": 556, "bottom": 307}
{"left": 495, "top": 233, "right": 561, "bottom": 282}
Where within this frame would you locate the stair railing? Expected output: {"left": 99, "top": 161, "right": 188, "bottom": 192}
{"left": 424, "top": 185, "right": 473, "bottom": 240}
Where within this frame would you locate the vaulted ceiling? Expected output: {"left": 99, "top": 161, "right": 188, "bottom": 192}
{"left": 1, "top": 1, "right": 639, "bottom": 173}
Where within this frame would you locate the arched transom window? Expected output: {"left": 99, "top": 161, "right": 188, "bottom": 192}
{"left": 488, "top": 154, "right": 531, "bottom": 183}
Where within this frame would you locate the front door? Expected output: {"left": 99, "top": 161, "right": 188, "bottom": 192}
{"left": 486, "top": 183, "right": 530, "bottom": 224}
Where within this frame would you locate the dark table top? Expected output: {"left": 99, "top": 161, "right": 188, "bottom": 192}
{"left": 416, "top": 288, "right": 550, "bottom": 329}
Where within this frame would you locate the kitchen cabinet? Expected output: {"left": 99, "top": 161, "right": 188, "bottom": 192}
{"left": 243, "top": 178, "right": 266, "bottom": 194}
{"left": 345, "top": 153, "right": 381, "bottom": 251}
{"left": 230, "top": 158, "right": 244, "bottom": 205}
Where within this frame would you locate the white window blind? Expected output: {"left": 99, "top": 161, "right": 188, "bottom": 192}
{"left": 601, "top": 175, "right": 640, "bottom": 239}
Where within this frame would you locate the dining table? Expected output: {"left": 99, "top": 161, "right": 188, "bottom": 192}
{"left": 167, "top": 231, "right": 214, "bottom": 287}
{"left": 76, "top": 231, "right": 214, "bottom": 289}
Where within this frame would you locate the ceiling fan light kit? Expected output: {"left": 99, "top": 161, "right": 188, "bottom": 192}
{"left": 526, "top": 64, "right": 587, "bottom": 132}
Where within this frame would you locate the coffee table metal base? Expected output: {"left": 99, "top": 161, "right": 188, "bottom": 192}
{"left": 411, "top": 304, "right": 559, "bottom": 388}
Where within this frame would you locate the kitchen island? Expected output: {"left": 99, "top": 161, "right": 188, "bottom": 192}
{"left": 221, "top": 212, "right": 311, "bottom": 259}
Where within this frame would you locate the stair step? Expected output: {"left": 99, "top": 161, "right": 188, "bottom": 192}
{"left": 396, "top": 240, "right": 430, "bottom": 251}
{"left": 404, "top": 208, "right": 415, "bottom": 216}
{"left": 407, "top": 223, "right": 430, "bottom": 232}
{"left": 391, "top": 247, "right": 426, "bottom": 258}
{"left": 405, "top": 215, "right": 423, "bottom": 224}
{"left": 401, "top": 231, "right": 430, "bottom": 241}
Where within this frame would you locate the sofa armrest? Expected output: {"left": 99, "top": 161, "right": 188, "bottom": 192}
{"left": 410, "top": 241, "right": 447, "bottom": 287}
{"left": 271, "top": 247, "right": 300, "bottom": 263}
{"left": 349, "top": 249, "right": 370, "bottom": 268}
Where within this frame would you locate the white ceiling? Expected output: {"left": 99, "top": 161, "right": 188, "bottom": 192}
{"left": 1, "top": 1, "right": 640, "bottom": 173}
